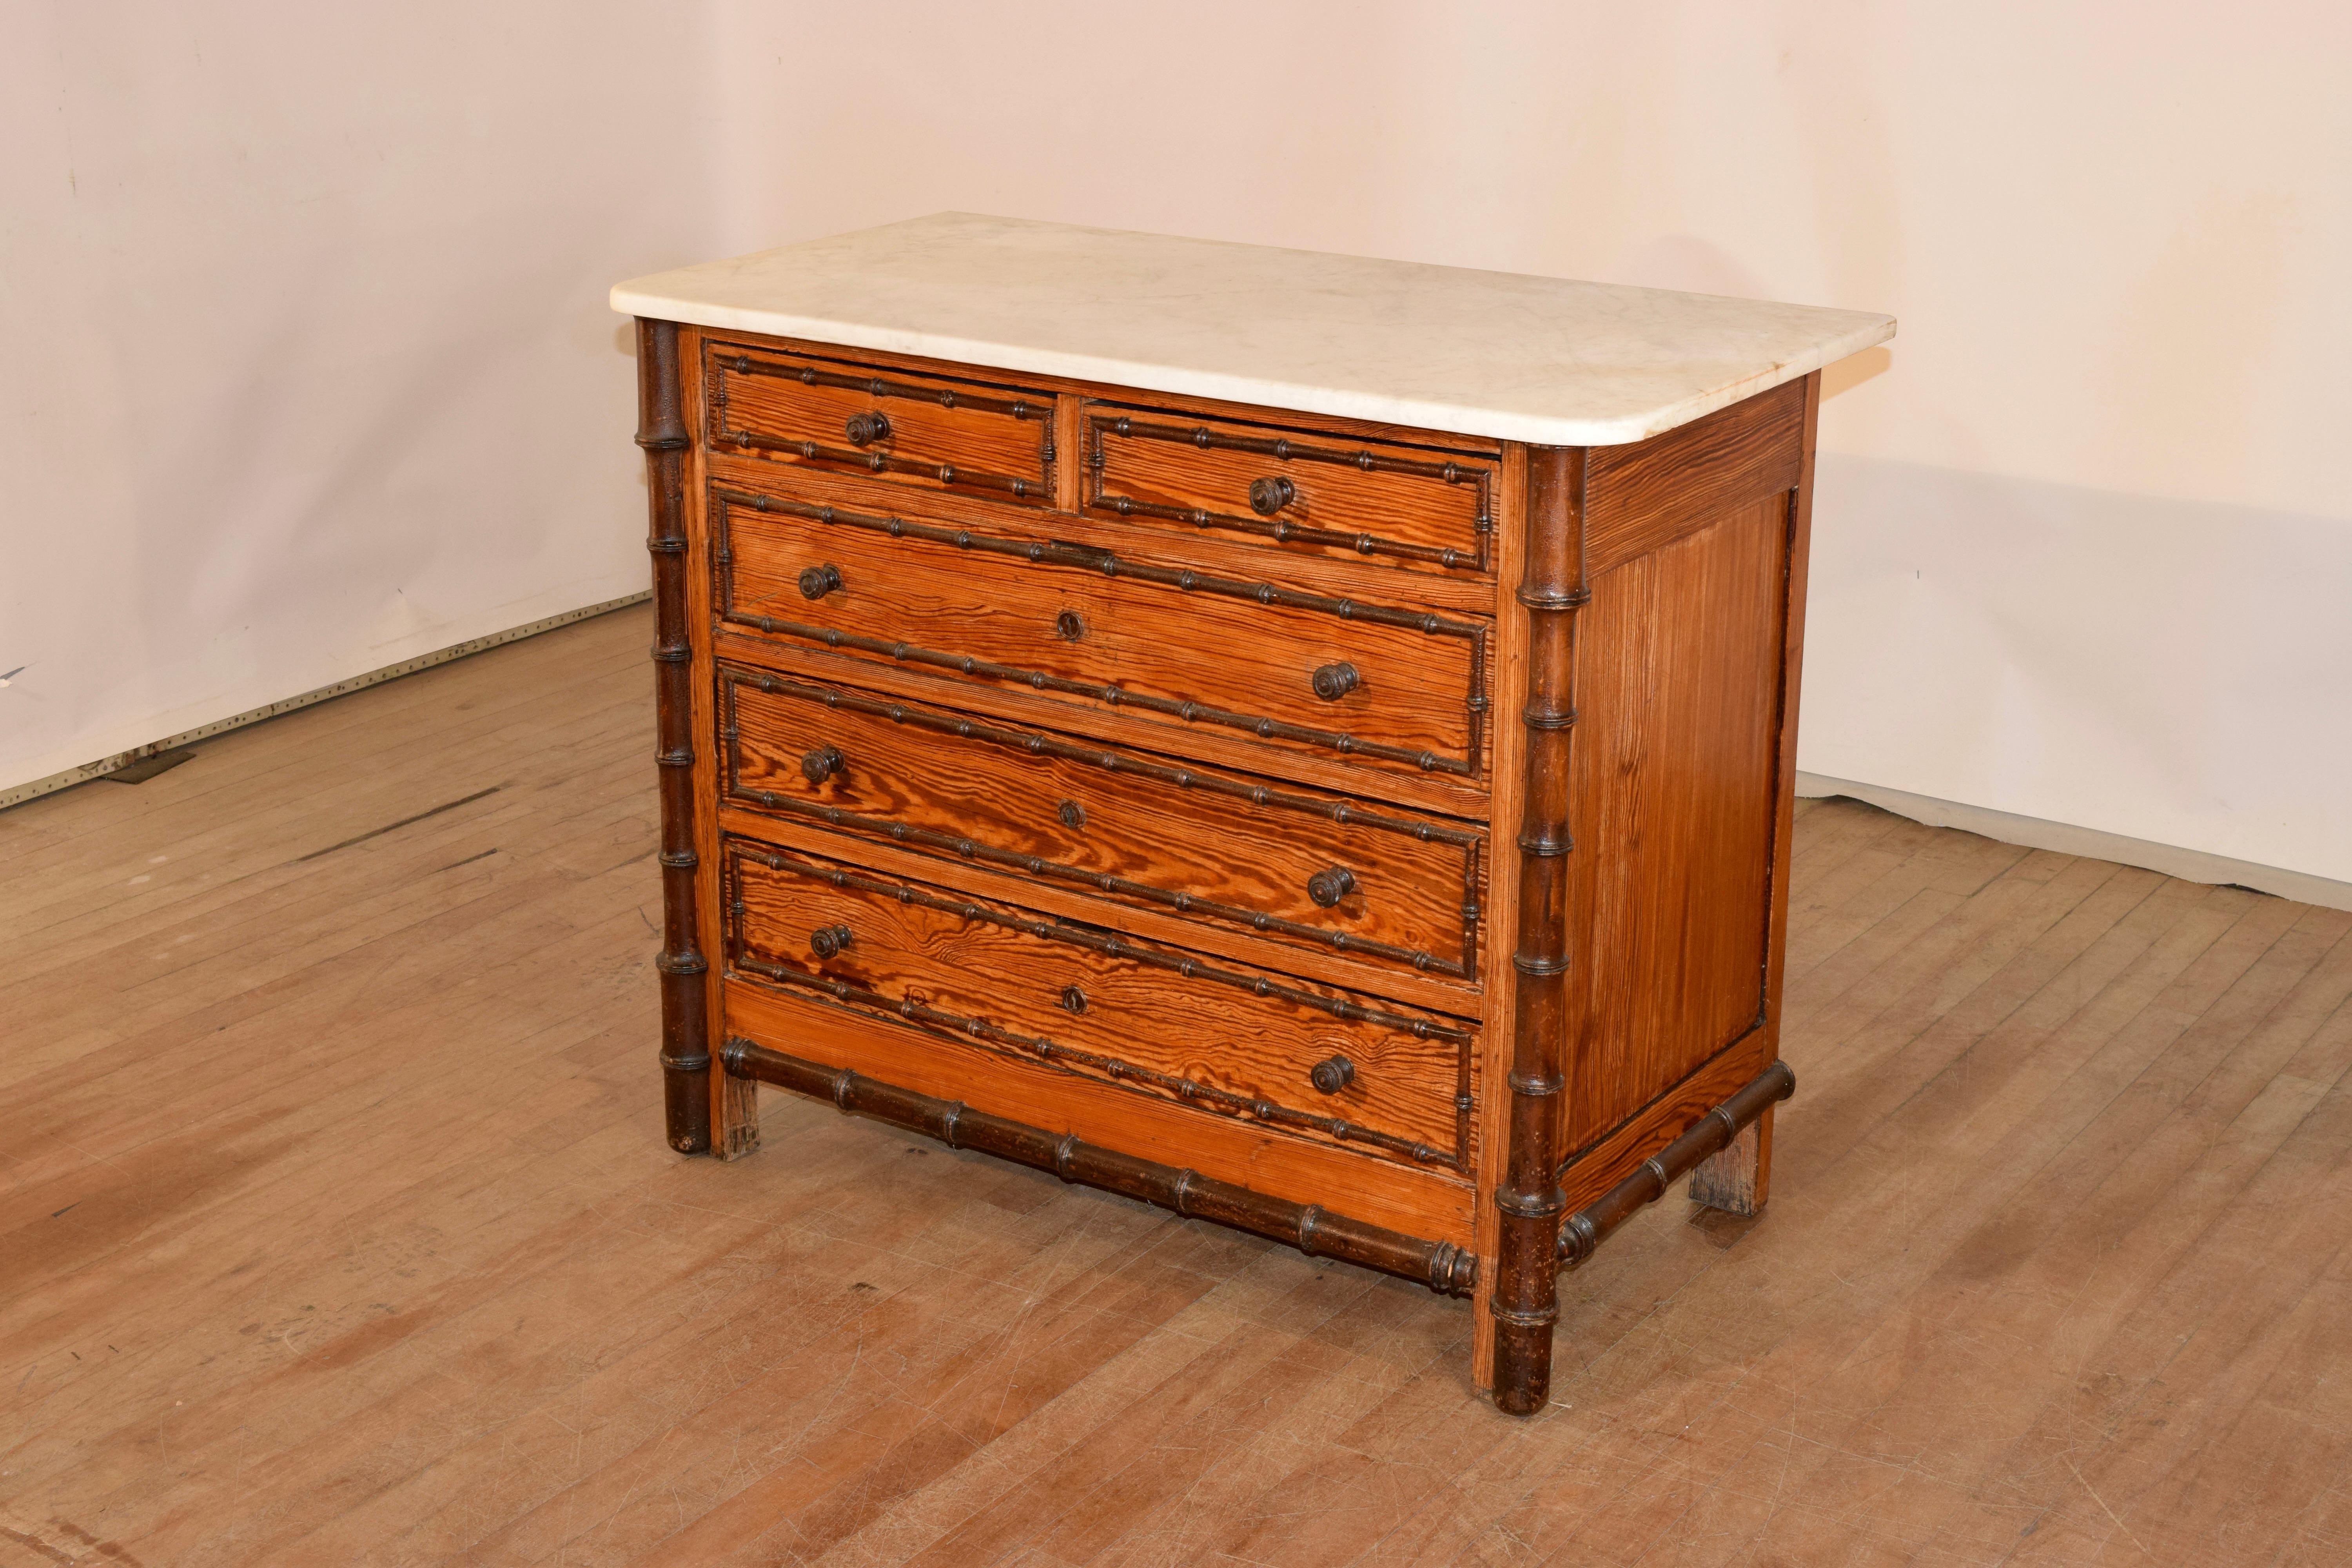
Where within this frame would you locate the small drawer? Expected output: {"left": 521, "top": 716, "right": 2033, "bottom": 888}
{"left": 705, "top": 341, "right": 1057, "bottom": 507}
{"left": 719, "top": 665, "right": 1485, "bottom": 988}
{"left": 711, "top": 487, "right": 1492, "bottom": 782}
{"left": 1083, "top": 405, "right": 1499, "bottom": 576}
{"left": 722, "top": 837, "right": 1473, "bottom": 1170}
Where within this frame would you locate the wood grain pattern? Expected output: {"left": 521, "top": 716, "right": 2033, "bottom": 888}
{"left": 1469, "top": 443, "right": 1533, "bottom": 1391}
{"left": 680, "top": 328, "right": 750, "bottom": 1161}
{"left": 709, "top": 623, "right": 1491, "bottom": 820}
{"left": 711, "top": 450, "right": 1500, "bottom": 615}
{"left": 722, "top": 976, "right": 1477, "bottom": 1243}
{"left": 712, "top": 799, "right": 1478, "bottom": 1018}
{"left": 1558, "top": 492, "right": 1790, "bottom": 1153}
{"left": 679, "top": 332, "right": 1810, "bottom": 1410}
{"left": 722, "top": 1038, "right": 1477, "bottom": 1297}
{"left": 1557, "top": 1024, "right": 1777, "bottom": 1213}
{"left": 714, "top": 485, "right": 1490, "bottom": 781}
{"left": 1557, "top": 1058, "right": 1793, "bottom": 1267}
{"left": 704, "top": 338, "right": 1056, "bottom": 506}
{"left": 719, "top": 664, "right": 1485, "bottom": 992}
{"left": 712, "top": 325, "right": 1507, "bottom": 456}
{"left": 1582, "top": 376, "right": 1805, "bottom": 577}
{"left": 13, "top": 602, "right": 2347, "bottom": 1563}
{"left": 1085, "top": 402, "right": 1497, "bottom": 577}
{"left": 724, "top": 836, "right": 1472, "bottom": 1169}
{"left": 1051, "top": 391, "right": 1084, "bottom": 514}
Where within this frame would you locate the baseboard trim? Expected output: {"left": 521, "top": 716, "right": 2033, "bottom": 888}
{"left": 1797, "top": 771, "right": 2352, "bottom": 915}
{"left": 0, "top": 591, "right": 652, "bottom": 814}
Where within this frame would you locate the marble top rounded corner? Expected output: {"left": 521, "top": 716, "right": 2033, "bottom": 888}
{"left": 611, "top": 212, "right": 1896, "bottom": 447}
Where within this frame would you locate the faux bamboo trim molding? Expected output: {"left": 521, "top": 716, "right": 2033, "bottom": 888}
{"left": 636, "top": 316, "right": 712, "bottom": 1156}
{"left": 708, "top": 341, "right": 1058, "bottom": 504}
{"left": 720, "top": 1037, "right": 1480, "bottom": 1297}
{"left": 715, "top": 665, "right": 1483, "bottom": 980}
{"left": 716, "top": 489, "right": 1485, "bottom": 638}
{"left": 1491, "top": 444, "right": 1588, "bottom": 1417}
{"left": 720, "top": 345, "right": 1054, "bottom": 420}
{"left": 1083, "top": 409, "right": 1497, "bottom": 573}
{"left": 722, "top": 839, "right": 1472, "bottom": 1169}
{"left": 718, "top": 666, "right": 1480, "bottom": 845}
{"left": 1557, "top": 1061, "right": 1796, "bottom": 1267}
{"left": 708, "top": 487, "right": 1490, "bottom": 777}
{"left": 731, "top": 842, "right": 1471, "bottom": 1044}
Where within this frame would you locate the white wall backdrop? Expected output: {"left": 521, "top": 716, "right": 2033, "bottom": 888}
{"left": 7, "top": 2, "right": 2347, "bottom": 886}
{"left": 0, "top": 3, "right": 722, "bottom": 795}
{"left": 703, "top": 0, "right": 2352, "bottom": 886}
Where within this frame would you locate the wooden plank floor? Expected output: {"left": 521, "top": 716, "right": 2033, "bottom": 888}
{"left": 5, "top": 602, "right": 2349, "bottom": 1567}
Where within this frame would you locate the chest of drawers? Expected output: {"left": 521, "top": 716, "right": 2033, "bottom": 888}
{"left": 614, "top": 214, "right": 1893, "bottom": 1412}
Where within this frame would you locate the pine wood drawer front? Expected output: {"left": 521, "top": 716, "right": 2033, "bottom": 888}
{"left": 712, "top": 488, "right": 1491, "bottom": 781}
{"left": 723, "top": 838, "right": 1473, "bottom": 1171}
{"left": 718, "top": 665, "right": 1485, "bottom": 989}
{"left": 705, "top": 340, "right": 1057, "bottom": 508}
{"left": 1083, "top": 405, "right": 1499, "bottom": 578}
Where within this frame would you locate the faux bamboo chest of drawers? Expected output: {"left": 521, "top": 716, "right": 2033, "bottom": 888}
{"left": 613, "top": 214, "right": 1894, "bottom": 1412}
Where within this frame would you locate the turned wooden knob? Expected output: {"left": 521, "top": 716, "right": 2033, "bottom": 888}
{"left": 809, "top": 924, "right": 853, "bottom": 960}
{"left": 1310, "top": 661, "right": 1359, "bottom": 701}
{"left": 1306, "top": 866, "right": 1357, "bottom": 909}
{"left": 1309, "top": 1055, "right": 1355, "bottom": 1095}
{"left": 800, "top": 745, "right": 844, "bottom": 785}
{"left": 1248, "top": 475, "right": 1295, "bottom": 516}
{"left": 844, "top": 410, "right": 891, "bottom": 447}
{"left": 798, "top": 563, "right": 842, "bottom": 599}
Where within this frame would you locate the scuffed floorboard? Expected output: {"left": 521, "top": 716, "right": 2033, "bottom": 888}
{"left": 4, "top": 603, "right": 2348, "bottom": 1566}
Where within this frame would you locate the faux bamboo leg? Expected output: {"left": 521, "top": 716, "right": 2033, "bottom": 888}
{"left": 1491, "top": 445, "right": 1587, "bottom": 1416}
{"left": 636, "top": 317, "right": 712, "bottom": 1156}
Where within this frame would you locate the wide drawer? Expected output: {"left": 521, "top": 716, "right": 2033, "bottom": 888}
{"left": 1083, "top": 404, "right": 1499, "bottom": 577}
{"left": 722, "top": 837, "right": 1474, "bottom": 1171}
{"left": 718, "top": 665, "right": 1485, "bottom": 988}
{"left": 711, "top": 486, "right": 1492, "bottom": 782}
{"left": 705, "top": 340, "right": 1058, "bottom": 508}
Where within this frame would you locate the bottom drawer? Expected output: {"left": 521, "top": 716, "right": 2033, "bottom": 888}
{"left": 721, "top": 836, "right": 1473, "bottom": 1172}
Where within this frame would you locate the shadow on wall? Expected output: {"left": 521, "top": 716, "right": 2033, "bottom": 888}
{"left": 1821, "top": 347, "right": 1891, "bottom": 401}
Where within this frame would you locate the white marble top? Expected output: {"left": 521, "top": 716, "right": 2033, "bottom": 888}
{"left": 612, "top": 213, "right": 1894, "bottom": 447}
